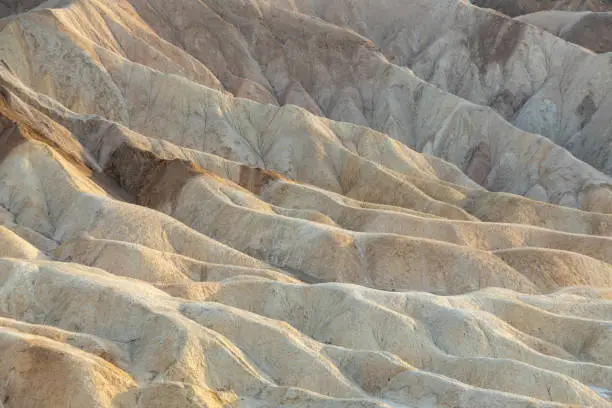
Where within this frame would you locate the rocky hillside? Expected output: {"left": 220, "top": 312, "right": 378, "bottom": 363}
{"left": 472, "top": 0, "right": 612, "bottom": 52}
{"left": 0, "top": 0, "right": 610, "bottom": 407}
{"left": 517, "top": 11, "right": 612, "bottom": 52}
{"left": 472, "top": 0, "right": 612, "bottom": 16}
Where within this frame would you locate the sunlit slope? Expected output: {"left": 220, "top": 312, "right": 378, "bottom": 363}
{"left": 0, "top": 1, "right": 610, "bottom": 407}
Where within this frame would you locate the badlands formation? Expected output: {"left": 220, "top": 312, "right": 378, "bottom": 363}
{"left": 471, "top": 0, "right": 612, "bottom": 16}
{"left": 474, "top": 0, "right": 612, "bottom": 52}
{"left": 0, "top": 0, "right": 611, "bottom": 407}
{"left": 516, "top": 11, "right": 612, "bottom": 53}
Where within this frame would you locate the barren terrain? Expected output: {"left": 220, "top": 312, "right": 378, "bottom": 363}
{"left": 0, "top": 0, "right": 610, "bottom": 407}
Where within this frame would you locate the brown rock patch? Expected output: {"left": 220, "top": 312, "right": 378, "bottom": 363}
{"left": 562, "top": 13, "right": 612, "bottom": 53}
{"left": 238, "top": 165, "right": 282, "bottom": 195}
{"left": 103, "top": 143, "right": 201, "bottom": 210}
{"left": 576, "top": 94, "right": 597, "bottom": 127}
{"left": 472, "top": 14, "right": 524, "bottom": 72}
{"left": 465, "top": 142, "right": 493, "bottom": 186}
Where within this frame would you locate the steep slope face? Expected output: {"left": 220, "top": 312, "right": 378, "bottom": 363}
{"left": 0, "top": 0, "right": 46, "bottom": 18}
{"left": 517, "top": 11, "right": 612, "bottom": 53}
{"left": 0, "top": 1, "right": 611, "bottom": 407}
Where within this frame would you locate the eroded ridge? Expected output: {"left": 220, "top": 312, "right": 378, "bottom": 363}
{"left": 0, "top": 1, "right": 610, "bottom": 407}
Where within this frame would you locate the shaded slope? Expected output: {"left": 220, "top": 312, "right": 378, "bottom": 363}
{"left": 517, "top": 11, "right": 612, "bottom": 53}
{"left": 472, "top": 0, "right": 612, "bottom": 17}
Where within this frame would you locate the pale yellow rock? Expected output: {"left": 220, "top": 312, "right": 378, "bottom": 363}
{"left": 0, "top": 1, "right": 609, "bottom": 407}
